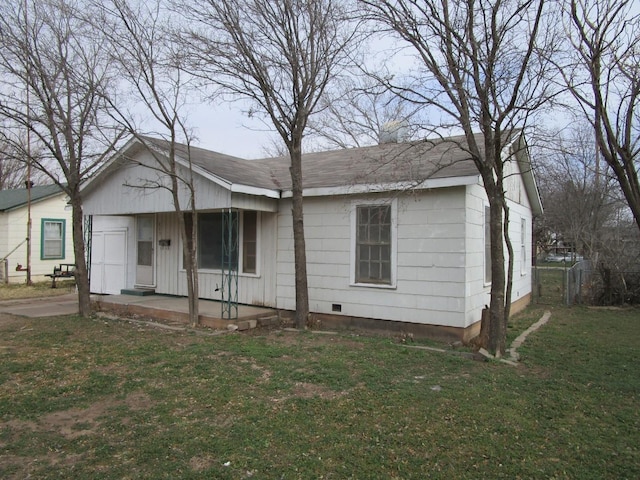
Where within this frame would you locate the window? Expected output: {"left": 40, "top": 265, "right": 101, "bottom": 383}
{"left": 484, "top": 206, "right": 491, "bottom": 284}
{"left": 521, "top": 217, "right": 527, "bottom": 275}
{"left": 356, "top": 204, "right": 392, "bottom": 285}
{"left": 41, "top": 219, "right": 65, "bottom": 260}
{"left": 184, "top": 211, "right": 257, "bottom": 272}
{"left": 242, "top": 211, "right": 257, "bottom": 274}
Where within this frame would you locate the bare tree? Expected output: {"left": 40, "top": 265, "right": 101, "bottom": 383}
{"left": 181, "top": 0, "right": 359, "bottom": 328}
{"left": 536, "top": 123, "right": 624, "bottom": 261}
{"left": 0, "top": 0, "right": 122, "bottom": 315}
{"left": 0, "top": 136, "right": 27, "bottom": 190}
{"left": 362, "top": 0, "right": 558, "bottom": 355}
{"left": 561, "top": 0, "right": 640, "bottom": 231}
{"left": 97, "top": 0, "right": 201, "bottom": 326}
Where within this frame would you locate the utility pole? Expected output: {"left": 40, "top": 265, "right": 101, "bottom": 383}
{"left": 24, "top": 0, "right": 32, "bottom": 286}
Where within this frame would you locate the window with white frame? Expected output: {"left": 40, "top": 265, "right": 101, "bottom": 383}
{"left": 521, "top": 217, "right": 527, "bottom": 275}
{"left": 41, "top": 219, "right": 65, "bottom": 260}
{"left": 355, "top": 203, "right": 393, "bottom": 285}
{"left": 242, "top": 211, "right": 258, "bottom": 274}
{"left": 484, "top": 206, "right": 491, "bottom": 284}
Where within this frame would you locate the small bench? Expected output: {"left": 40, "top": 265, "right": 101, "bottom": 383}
{"left": 45, "top": 263, "right": 76, "bottom": 288}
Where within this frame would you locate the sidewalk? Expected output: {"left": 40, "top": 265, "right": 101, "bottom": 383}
{"left": 0, "top": 294, "right": 79, "bottom": 317}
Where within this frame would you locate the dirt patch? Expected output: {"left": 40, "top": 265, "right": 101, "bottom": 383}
{"left": 0, "top": 391, "right": 154, "bottom": 478}
{"left": 189, "top": 455, "right": 217, "bottom": 472}
{"left": 270, "top": 381, "right": 349, "bottom": 404}
{"left": 263, "top": 329, "right": 367, "bottom": 350}
{"left": 3, "top": 392, "right": 152, "bottom": 441}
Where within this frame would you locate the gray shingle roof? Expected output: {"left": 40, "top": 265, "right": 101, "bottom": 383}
{"left": 0, "top": 184, "right": 63, "bottom": 212}
{"left": 148, "top": 133, "right": 482, "bottom": 192}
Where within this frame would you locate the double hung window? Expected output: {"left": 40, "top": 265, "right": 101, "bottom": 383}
{"left": 41, "top": 219, "right": 65, "bottom": 260}
{"left": 353, "top": 203, "right": 395, "bottom": 286}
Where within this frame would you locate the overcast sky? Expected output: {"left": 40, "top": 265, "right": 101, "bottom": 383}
{"left": 188, "top": 102, "right": 276, "bottom": 160}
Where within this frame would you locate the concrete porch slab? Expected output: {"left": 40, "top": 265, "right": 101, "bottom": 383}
{"left": 91, "top": 294, "right": 278, "bottom": 330}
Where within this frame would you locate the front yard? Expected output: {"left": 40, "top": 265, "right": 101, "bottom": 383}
{"left": 1, "top": 292, "right": 638, "bottom": 478}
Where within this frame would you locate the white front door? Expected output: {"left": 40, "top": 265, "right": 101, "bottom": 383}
{"left": 91, "top": 230, "right": 127, "bottom": 295}
{"left": 136, "top": 215, "right": 155, "bottom": 286}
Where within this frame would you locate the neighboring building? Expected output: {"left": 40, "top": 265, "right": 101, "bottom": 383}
{"left": 81, "top": 133, "right": 542, "bottom": 341}
{"left": 0, "top": 184, "right": 74, "bottom": 283}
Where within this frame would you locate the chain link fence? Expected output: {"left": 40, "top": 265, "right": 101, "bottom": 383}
{"left": 533, "top": 260, "right": 640, "bottom": 306}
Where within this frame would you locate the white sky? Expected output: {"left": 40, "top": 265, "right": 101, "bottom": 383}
{"left": 187, "top": 102, "right": 276, "bottom": 160}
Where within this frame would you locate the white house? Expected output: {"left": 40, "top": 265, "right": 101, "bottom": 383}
{"left": 81, "top": 133, "right": 542, "bottom": 341}
{"left": 0, "top": 184, "right": 75, "bottom": 283}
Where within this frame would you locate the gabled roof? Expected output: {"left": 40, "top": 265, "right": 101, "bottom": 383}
{"left": 142, "top": 133, "right": 484, "bottom": 194}
{"left": 88, "top": 132, "right": 542, "bottom": 215}
{"left": 0, "top": 184, "right": 64, "bottom": 212}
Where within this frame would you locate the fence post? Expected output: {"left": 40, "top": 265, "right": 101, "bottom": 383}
{"left": 0, "top": 259, "right": 7, "bottom": 284}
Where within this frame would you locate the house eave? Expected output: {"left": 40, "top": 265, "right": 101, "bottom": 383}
{"left": 280, "top": 175, "right": 481, "bottom": 198}
{"left": 513, "top": 136, "right": 544, "bottom": 217}
{"left": 230, "top": 184, "right": 281, "bottom": 198}
{"left": 171, "top": 154, "right": 280, "bottom": 199}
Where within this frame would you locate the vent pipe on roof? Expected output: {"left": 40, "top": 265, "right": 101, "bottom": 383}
{"left": 378, "top": 120, "right": 408, "bottom": 144}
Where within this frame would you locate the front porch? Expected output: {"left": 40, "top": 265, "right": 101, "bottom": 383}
{"left": 91, "top": 293, "right": 280, "bottom": 331}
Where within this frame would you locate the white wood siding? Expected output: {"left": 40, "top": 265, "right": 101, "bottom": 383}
{"left": 153, "top": 210, "right": 278, "bottom": 307}
{"left": 1, "top": 194, "right": 74, "bottom": 283}
{"left": 231, "top": 193, "right": 278, "bottom": 212}
{"left": 464, "top": 167, "right": 534, "bottom": 327}
{"left": 83, "top": 152, "right": 232, "bottom": 215}
{"left": 0, "top": 214, "right": 8, "bottom": 261}
{"left": 277, "top": 179, "right": 534, "bottom": 329}
{"left": 277, "top": 189, "right": 470, "bottom": 328}
{"left": 464, "top": 183, "right": 492, "bottom": 326}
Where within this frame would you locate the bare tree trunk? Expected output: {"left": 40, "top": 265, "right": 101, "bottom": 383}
{"left": 176, "top": 204, "right": 199, "bottom": 327}
{"left": 180, "top": 0, "right": 356, "bottom": 329}
{"left": 70, "top": 195, "right": 91, "bottom": 316}
{"left": 487, "top": 194, "right": 507, "bottom": 355}
{"left": 290, "top": 140, "right": 309, "bottom": 329}
{"left": 503, "top": 198, "right": 515, "bottom": 329}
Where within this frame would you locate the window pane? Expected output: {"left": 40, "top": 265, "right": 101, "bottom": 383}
{"left": 370, "top": 225, "right": 380, "bottom": 242}
{"left": 182, "top": 213, "right": 193, "bottom": 268}
{"left": 199, "top": 213, "right": 223, "bottom": 269}
{"left": 138, "top": 241, "right": 153, "bottom": 266}
{"left": 243, "top": 211, "right": 257, "bottom": 274}
{"left": 356, "top": 205, "right": 392, "bottom": 284}
{"left": 196, "top": 212, "right": 238, "bottom": 270}
{"left": 44, "top": 240, "right": 62, "bottom": 257}
{"left": 381, "top": 261, "right": 391, "bottom": 281}
{"left": 42, "top": 220, "right": 63, "bottom": 259}
{"left": 44, "top": 222, "right": 61, "bottom": 239}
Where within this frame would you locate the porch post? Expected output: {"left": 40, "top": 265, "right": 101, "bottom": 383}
{"left": 221, "top": 208, "right": 238, "bottom": 319}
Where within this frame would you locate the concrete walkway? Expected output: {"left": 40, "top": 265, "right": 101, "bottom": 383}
{"left": 506, "top": 310, "right": 552, "bottom": 363}
{"left": 476, "top": 310, "right": 553, "bottom": 365}
{"left": 0, "top": 294, "right": 79, "bottom": 317}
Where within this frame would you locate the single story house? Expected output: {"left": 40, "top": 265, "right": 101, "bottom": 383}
{"left": 0, "top": 184, "right": 74, "bottom": 283}
{"left": 81, "top": 132, "right": 542, "bottom": 341}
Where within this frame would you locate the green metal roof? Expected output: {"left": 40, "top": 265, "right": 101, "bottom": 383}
{"left": 0, "top": 184, "right": 64, "bottom": 212}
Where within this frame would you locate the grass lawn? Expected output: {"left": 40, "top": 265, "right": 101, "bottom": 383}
{"left": 1, "top": 292, "right": 639, "bottom": 478}
{"left": 0, "top": 280, "right": 76, "bottom": 300}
